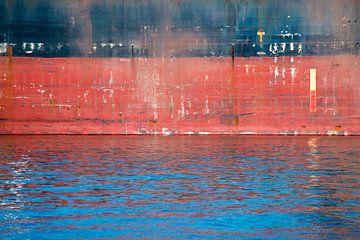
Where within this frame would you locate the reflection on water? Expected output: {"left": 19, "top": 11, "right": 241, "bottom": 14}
{"left": 0, "top": 136, "right": 359, "bottom": 239}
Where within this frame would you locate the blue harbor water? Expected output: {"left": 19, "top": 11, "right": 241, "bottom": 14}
{"left": 0, "top": 136, "right": 359, "bottom": 239}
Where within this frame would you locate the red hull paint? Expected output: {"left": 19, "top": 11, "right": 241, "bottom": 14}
{"left": 0, "top": 56, "right": 359, "bottom": 135}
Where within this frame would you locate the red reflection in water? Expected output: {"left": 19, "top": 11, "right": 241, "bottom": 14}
{"left": 0, "top": 136, "right": 359, "bottom": 238}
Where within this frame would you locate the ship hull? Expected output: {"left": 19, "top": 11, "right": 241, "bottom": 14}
{"left": 1, "top": 55, "right": 359, "bottom": 135}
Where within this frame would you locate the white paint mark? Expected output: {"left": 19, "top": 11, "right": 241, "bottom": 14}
{"left": 275, "top": 66, "right": 279, "bottom": 78}
{"left": 37, "top": 43, "right": 43, "bottom": 50}
{"left": 162, "top": 128, "right": 172, "bottom": 136}
{"left": 290, "top": 42, "right": 294, "bottom": 51}
{"left": 278, "top": 32, "right": 298, "bottom": 38}
{"left": 187, "top": 100, "right": 192, "bottom": 108}
{"left": 290, "top": 67, "right": 296, "bottom": 84}
{"left": 56, "top": 43, "right": 62, "bottom": 51}
{"left": 199, "top": 132, "right": 209, "bottom": 135}
{"left": 282, "top": 67, "right": 286, "bottom": 79}
{"left": 102, "top": 88, "right": 114, "bottom": 97}
{"left": 37, "top": 89, "right": 46, "bottom": 94}
{"left": 154, "top": 111, "right": 158, "bottom": 121}
{"left": 23, "top": 42, "right": 35, "bottom": 54}
{"left": 170, "top": 96, "right": 174, "bottom": 119}
{"left": 0, "top": 43, "right": 7, "bottom": 53}
{"left": 327, "top": 130, "right": 338, "bottom": 136}
{"left": 181, "top": 102, "right": 185, "bottom": 119}
{"left": 271, "top": 43, "right": 278, "bottom": 55}
{"left": 204, "top": 96, "right": 210, "bottom": 114}
{"left": 185, "top": 131, "right": 195, "bottom": 135}
{"left": 298, "top": 44, "right": 302, "bottom": 54}
{"left": 109, "top": 71, "right": 113, "bottom": 86}
{"left": 281, "top": 43, "right": 286, "bottom": 52}
{"left": 42, "top": 104, "right": 71, "bottom": 108}
{"left": 83, "top": 90, "right": 89, "bottom": 103}
{"left": 241, "top": 132, "right": 256, "bottom": 135}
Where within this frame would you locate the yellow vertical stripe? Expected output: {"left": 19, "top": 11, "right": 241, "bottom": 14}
{"left": 310, "top": 69, "right": 316, "bottom": 91}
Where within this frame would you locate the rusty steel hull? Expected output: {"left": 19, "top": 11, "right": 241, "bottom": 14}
{"left": 1, "top": 55, "right": 359, "bottom": 135}
{"left": 1, "top": 0, "right": 360, "bottom": 135}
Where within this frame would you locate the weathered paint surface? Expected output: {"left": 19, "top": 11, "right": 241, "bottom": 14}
{"left": 0, "top": 0, "right": 359, "bottom": 134}
{"left": 1, "top": 0, "right": 359, "bottom": 57}
{"left": 1, "top": 55, "right": 359, "bottom": 135}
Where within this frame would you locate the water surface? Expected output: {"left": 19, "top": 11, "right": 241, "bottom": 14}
{"left": 0, "top": 136, "right": 359, "bottom": 239}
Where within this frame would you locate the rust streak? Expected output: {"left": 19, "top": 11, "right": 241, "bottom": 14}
{"left": 229, "top": 44, "right": 238, "bottom": 129}
{"left": 2, "top": 45, "right": 14, "bottom": 133}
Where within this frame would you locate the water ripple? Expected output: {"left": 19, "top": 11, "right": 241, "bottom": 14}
{"left": 0, "top": 136, "right": 359, "bottom": 239}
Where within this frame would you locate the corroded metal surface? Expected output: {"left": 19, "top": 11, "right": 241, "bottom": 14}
{"left": 0, "top": 0, "right": 359, "bottom": 134}
{"left": 1, "top": 55, "right": 359, "bottom": 135}
{"left": 1, "top": 0, "right": 359, "bottom": 57}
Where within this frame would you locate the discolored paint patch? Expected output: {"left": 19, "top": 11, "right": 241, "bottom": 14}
{"left": 0, "top": 55, "right": 359, "bottom": 135}
{"left": 1, "top": 0, "right": 360, "bottom": 57}
{"left": 0, "top": 0, "right": 359, "bottom": 135}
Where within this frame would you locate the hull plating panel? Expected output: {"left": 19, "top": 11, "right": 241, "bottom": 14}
{"left": 0, "top": 55, "right": 359, "bottom": 135}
